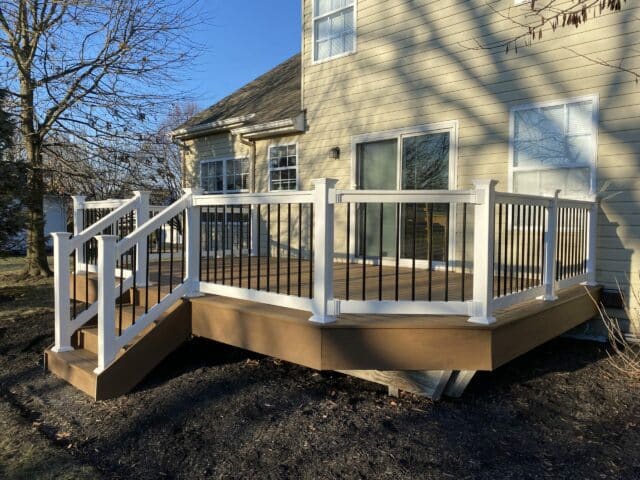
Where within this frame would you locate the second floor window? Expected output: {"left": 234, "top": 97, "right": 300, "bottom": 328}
{"left": 201, "top": 158, "right": 249, "bottom": 194}
{"left": 313, "top": 0, "right": 355, "bottom": 62}
{"left": 269, "top": 145, "right": 298, "bottom": 191}
{"left": 510, "top": 96, "right": 598, "bottom": 199}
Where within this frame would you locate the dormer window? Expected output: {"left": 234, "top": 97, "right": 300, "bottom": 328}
{"left": 313, "top": 0, "right": 356, "bottom": 63}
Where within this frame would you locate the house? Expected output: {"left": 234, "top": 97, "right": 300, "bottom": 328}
{"left": 46, "top": 1, "right": 638, "bottom": 400}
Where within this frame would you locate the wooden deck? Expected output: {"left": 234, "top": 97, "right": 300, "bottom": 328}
{"left": 55, "top": 257, "right": 600, "bottom": 400}
{"left": 190, "top": 257, "right": 600, "bottom": 372}
{"left": 198, "top": 256, "right": 475, "bottom": 301}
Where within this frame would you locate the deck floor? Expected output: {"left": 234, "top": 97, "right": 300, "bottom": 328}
{"left": 195, "top": 257, "right": 482, "bottom": 302}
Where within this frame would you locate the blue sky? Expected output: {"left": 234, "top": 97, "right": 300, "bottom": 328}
{"left": 184, "top": 1, "right": 302, "bottom": 108}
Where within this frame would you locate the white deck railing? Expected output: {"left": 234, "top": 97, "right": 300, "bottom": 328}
{"left": 51, "top": 179, "right": 598, "bottom": 371}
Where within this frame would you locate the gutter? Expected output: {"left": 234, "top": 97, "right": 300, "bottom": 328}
{"left": 171, "top": 114, "right": 256, "bottom": 140}
{"left": 231, "top": 112, "right": 305, "bottom": 140}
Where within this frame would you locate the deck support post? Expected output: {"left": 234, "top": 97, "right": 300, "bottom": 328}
{"left": 133, "top": 191, "right": 150, "bottom": 286}
{"left": 469, "top": 179, "right": 498, "bottom": 325}
{"left": 583, "top": 199, "right": 598, "bottom": 286}
{"left": 71, "top": 195, "right": 86, "bottom": 271}
{"left": 542, "top": 190, "right": 561, "bottom": 301}
{"left": 184, "top": 188, "right": 203, "bottom": 297}
{"left": 309, "top": 178, "right": 338, "bottom": 324}
{"left": 51, "top": 232, "right": 74, "bottom": 353}
{"left": 95, "top": 235, "right": 118, "bottom": 374}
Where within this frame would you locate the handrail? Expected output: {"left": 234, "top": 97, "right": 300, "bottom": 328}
{"left": 117, "top": 193, "right": 191, "bottom": 255}
{"left": 334, "top": 189, "right": 476, "bottom": 204}
{"left": 494, "top": 191, "right": 554, "bottom": 207}
{"left": 84, "top": 199, "right": 129, "bottom": 209}
{"left": 69, "top": 195, "right": 139, "bottom": 252}
{"left": 192, "top": 190, "right": 313, "bottom": 206}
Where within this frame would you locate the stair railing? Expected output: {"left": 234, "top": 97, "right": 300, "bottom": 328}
{"left": 51, "top": 192, "right": 149, "bottom": 354}
{"left": 93, "top": 189, "right": 199, "bottom": 373}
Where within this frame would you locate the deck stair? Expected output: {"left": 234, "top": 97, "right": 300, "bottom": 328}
{"left": 46, "top": 286, "right": 190, "bottom": 400}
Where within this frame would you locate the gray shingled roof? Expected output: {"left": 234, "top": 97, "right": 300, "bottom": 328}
{"left": 179, "top": 53, "right": 301, "bottom": 131}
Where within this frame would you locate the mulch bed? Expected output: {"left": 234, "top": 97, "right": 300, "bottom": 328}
{"left": 1, "top": 305, "right": 639, "bottom": 479}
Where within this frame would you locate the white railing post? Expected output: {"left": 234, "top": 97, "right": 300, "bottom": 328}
{"left": 51, "top": 232, "right": 74, "bottom": 353}
{"left": 584, "top": 199, "right": 598, "bottom": 286}
{"left": 309, "top": 178, "right": 338, "bottom": 324}
{"left": 250, "top": 204, "right": 259, "bottom": 256}
{"left": 133, "top": 191, "right": 150, "bottom": 285}
{"left": 542, "top": 190, "right": 561, "bottom": 301}
{"left": 94, "top": 235, "right": 118, "bottom": 374}
{"left": 183, "top": 187, "right": 202, "bottom": 296}
{"left": 72, "top": 195, "right": 86, "bottom": 271}
{"left": 469, "top": 179, "right": 498, "bottom": 325}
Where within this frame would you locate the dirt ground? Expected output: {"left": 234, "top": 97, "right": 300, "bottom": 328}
{"left": 1, "top": 257, "right": 639, "bottom": 479}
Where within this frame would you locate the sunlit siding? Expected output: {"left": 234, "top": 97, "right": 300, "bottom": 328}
{"left": 300, "top": 0, "right": 640, "bottom": 299}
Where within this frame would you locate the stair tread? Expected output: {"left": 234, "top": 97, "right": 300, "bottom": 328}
{"left": 52, "top": 348, "right": 97, "bottom": 372}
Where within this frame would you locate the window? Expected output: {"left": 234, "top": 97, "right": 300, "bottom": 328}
{"left": 269, "top": 144, "right": 298, "bottom": 191}
{"left": 510, "top": 96, "right": 597, "bottom": 199}
{"left": 200, "top": 158, "right": 249, "bottom": 194}
{"left": 313, "top": 0, "right": 355, "bottom": 62}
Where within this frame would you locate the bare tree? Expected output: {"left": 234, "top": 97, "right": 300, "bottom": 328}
{"left": 0, "top": 0, "right": 201, "bottom": 277}
{"left": 138, "top": 101, "right": 200, "bottom": 202}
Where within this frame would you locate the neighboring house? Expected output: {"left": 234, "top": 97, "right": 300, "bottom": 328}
{"left": 174, "top": 1, "right": 639, "bottom": 318}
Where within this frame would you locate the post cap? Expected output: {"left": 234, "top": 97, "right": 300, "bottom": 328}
{"left": 71, "top": 195, "right": 86, "bottom": 208}
{"left": 50, "top": 231, "right": 72, "bottom": 240}
{"left": 183, "top": 187, "right": 203, "bottom": 195}
{"left": 311, "top": 178, "right": 339, "bottom": 187}
{"left": 472, "top": 179, "right": 499, "bottom": 189}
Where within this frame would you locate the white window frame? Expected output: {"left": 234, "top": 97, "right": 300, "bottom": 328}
{"left": 508, "top": 94, "right": 599, "bottom": 198}
{"left": 199, "top": 157, "right": 250, "bottom": 194}
{"left": 268, "top": 143, "right": 299, "bottom": 192}
{"left": 349, "top": 120, "right": 459, "bottom": 269}
{"left": 311, "top": 0, "right": 357, "bottom": 64}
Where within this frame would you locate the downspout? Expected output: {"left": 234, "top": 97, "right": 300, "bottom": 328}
{"left": 239, "top": 134, "right": 257, "bottom": 193}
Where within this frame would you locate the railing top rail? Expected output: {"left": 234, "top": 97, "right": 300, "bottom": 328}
{"left": 69, "top": 196, "right": 139, "bottom": 252}
{"left": 148, "top": 205, "right": 168, "bottom": 212}
{"left": 557, "top": 198, "right": 596, "bottom": 208}
{"left": 117, "top": 193, "right": 191, "bottom": 255}
{"left": 494, "top": 191, "right": 554, "bottom": 207}
{"left": 84, "top": 199, "right": 130, "bottom": 209}
{"left": 334, "top": 189, "right": 476, "bottom": 204}
{"left": 193, "top": 190, "right": 314, "bottom": 206}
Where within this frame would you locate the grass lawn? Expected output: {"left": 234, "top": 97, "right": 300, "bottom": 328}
{"left": 0, "top": 255, "right": 639, "bottom": 478}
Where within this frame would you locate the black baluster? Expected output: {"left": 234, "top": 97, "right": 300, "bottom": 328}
{"left": 428, "top": 203, "right": 434, "bottom": 301}
{"left": 169, "top": 216, "right": 174, "bottom": 293}
{"left": 131, "top": 248, "right": 137, "bottom": 324}
{"left": 496, "top": 203, "right": 503, "bottom": 297}
{"left": 411, "top": 203, "right": 416, "bottom": 301}
{"left": 309, "top": 203, "right": 313, "bottom": 299}
{"left": 461, "top": 203, "right": 467, "bottom": 301}
{"left": 362, "top": 203, "right": 367, "bottom": 301}
{"left": 266, "top": 204, "right": 271, "bottom": 292}
{"left": 346, "top": 203, "right": 351, "bottom": 300}
{"left": 287, "top": 203, "right": 291, "bottom": 296}
{"left": 240, "top": 205, "right": 244, "bottom": 288}
{"left": 444, "top": 203, "right": 450, "bottom": 302}
{"left": 145, "top": 236, "right": 150, "bottom": 314}
{"left": 509, "top": 205, "right": 515, "bottom": 294}
{"left": 222, "top": 205, "right": 227, "bottom": 285}
{"left": 277, "top": 204, "right": 281, "bottom": 294}
{"left": 378, "top": 203, "right": 384, "bottom": 301}
{"left": 395, "top": 203, "right": 400, "bottom": 302}
{"left": 298, "top": 203, "right": 302, "bottom": 297}
{"left": 257, "top": 205, "right": 262, "bottom": 291}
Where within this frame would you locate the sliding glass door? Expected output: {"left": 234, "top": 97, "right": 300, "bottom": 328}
{"left": 355, "top": 126, "right": 454, "bottom": 263}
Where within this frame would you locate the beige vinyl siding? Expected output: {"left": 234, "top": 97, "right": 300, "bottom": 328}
{"left": 298, "top": 0, "right": 640, "bottom": 299}
{"left": 182, "top": 133, "right": 251, "bottom": 189}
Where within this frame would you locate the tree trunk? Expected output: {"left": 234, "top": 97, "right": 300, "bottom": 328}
{"left": 20, "top": 76, "right": 51, "bottom": 278}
